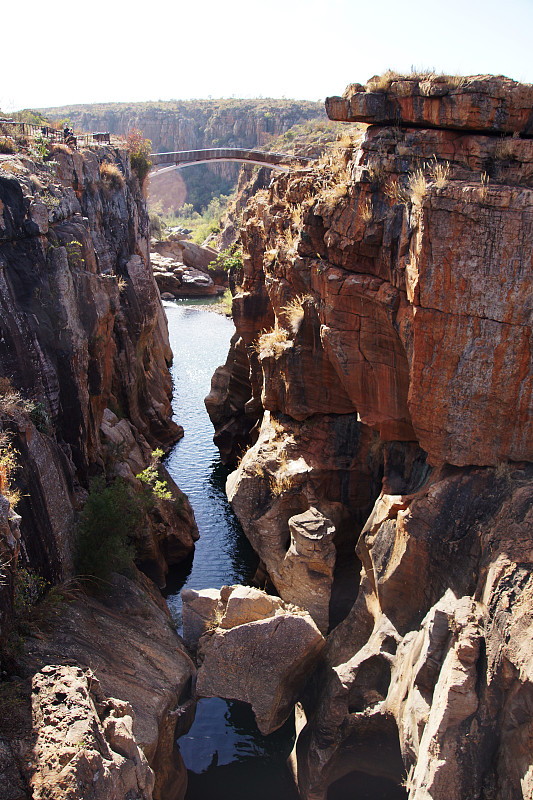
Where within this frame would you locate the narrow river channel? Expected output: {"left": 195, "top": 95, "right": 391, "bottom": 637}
{"left": 162, "top": 299, "right": 299, "bottom": 800}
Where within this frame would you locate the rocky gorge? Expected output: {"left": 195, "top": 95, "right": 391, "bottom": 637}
{"left": 1, "top": 71, "right": 533, "bottom": 800}
{"left": 201, "top": 74, "right": 533, "bottom": 799}
{"left": 41, "top": 99, "right": 327, "bottom": 214}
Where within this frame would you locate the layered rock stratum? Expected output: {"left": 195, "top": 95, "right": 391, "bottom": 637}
{"left": 206, "top": 74, "right": 533, "bottom": 799}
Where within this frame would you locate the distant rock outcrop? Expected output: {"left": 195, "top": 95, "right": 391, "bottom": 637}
{"left": 40, "top": 99, "right": 327, "bottom": 211}
{"left": 150, "top": 237, "right": 222, "bottom": 298}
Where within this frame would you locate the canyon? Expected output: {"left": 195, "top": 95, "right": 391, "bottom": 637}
{"left": 1, "top": 71, "right": 533, "bottom": 800}
{"left": 40, "top": 99, "right": 327, "bottom": 213}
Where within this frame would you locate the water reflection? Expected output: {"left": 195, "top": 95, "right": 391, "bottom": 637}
{"left": 163, "top": 302, "right": 257, "bottom": 631}
{"left": 181, "top": 699, "right": 299, "bottom": 800}
{"left": 163, "top": 302, "right": 295, "bottom": 799}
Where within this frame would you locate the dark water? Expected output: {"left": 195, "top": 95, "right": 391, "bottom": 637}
{"left": 162, "top": 301, "right": 298, "bottom": 800}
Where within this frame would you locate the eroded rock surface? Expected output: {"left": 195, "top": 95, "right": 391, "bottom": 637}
{"left": 0, "top": 143, "right": 197, "bottom": 588}
{"left": 21, "top": 573, "right": 195, "bottom": 800}
{"left": 326, "top": 73, "right": 533, "bottom": 135}
{"left": 0, "top": 141, "right": 197, "bottom": 798}
{"left": 31, "top": 665, "right": 155, "bottom": 800}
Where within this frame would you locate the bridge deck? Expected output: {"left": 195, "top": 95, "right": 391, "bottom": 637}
{"left": 149, "top": 148, "right": 313, "bottom": 175}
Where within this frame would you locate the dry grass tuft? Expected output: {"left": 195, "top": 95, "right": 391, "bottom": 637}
{"left": 50, "top": 143, "right": 73, "bottom": 156}
{"left": 0, "top": 378, "right": 35, "bottom": 419}
{"left": 291, "top": 203, "right": 303, "bottom": 227}
{"left": 0, "top": 137, "right": 16, "bottom": 154}
{"left": 100, "top": 163, "right": 125, "bottom": 191}
{"left": 254, "top": 323, "right": 290, "bottom": 357}
{"left": 281, "top": 294, "right": 312, "bottom": 332}
{"left": 408, "top": 169, "right": 427, "bottom": 203}
{"left": 361, "top": 197, "right": 373, "bottom": 222}
{"left": 385, "top": 178, "right": 407, "bottom": 203}
{"left": 366, "top": 70, "right": 403, "bottom": 92}
{"left": 366, "top": 69, "right": 465, "bottom": 94}
{"left": 269, "top": 452, "right": 294, "bottom": 496}
{"left": 269, "top": 415, "right": 286, "bottom": 437}
{"left": 428, "top": 157, "right": 450, "bottom": 188}
{"left": 495, "top": 137, "right": 515, "bottom": 161}
{"left": 479, "top": 171, "right": 490, "bottom": 203}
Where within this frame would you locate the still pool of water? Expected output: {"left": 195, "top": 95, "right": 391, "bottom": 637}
{"left": 162, "top": 301, "right": 298, "bottom": 800}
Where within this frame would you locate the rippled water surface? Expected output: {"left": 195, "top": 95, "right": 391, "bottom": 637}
{"left": 163, "top": 301, "right": 298, "bottom": 800}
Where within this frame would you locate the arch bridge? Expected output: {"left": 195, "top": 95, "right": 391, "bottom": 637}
{"left": 149, "top": 148, "right": 313, "bottom": 176}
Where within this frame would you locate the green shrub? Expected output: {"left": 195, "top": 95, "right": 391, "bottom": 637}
{"left": 31, "top": 133, "right": 50, "bottom": 162}
{"left": 14, "top": 568, "right": 48, "bottom": 620}
{"left": 75, "top": 477, "right": 142, "bottom": 583}
{"left": 29, "top": 402, "right": 51, "bottom": 434}
{"left": 127, "top": 129, "right": 152, "bottom": 185}
{"left": 136, "top": 449, "right": 172, "bottom": 500}
{"left": 212, "top": 246, "right": 242, "bottom": 273}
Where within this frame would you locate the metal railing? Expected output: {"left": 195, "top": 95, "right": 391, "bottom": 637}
{"left": 0, "top": 120, "right": 112, "bottom": 149}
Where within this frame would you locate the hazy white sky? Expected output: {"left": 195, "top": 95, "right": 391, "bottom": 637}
{"left": 3, "top": 0, "right": 533, "bottom": 111}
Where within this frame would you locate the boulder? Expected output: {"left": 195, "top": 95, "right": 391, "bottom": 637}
{"left": 182, "top": 584, "right": 325, "bottom": 734}
{"left": 150, "top": 252, "right": 217, "bottom": 297}
{"left": 196, "top": 605, "right": 325, "bottom": 734}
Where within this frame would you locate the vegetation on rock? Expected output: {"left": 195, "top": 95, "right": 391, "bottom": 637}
{"left": 75, "top": 477, "right": 140, "bottom": 583}
{"left": 126, "top": 128, "right": 152, "bottom": 185}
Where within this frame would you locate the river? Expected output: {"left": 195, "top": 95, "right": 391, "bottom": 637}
{"left": 162, "top": 299, "right": 299, "bottom": 800}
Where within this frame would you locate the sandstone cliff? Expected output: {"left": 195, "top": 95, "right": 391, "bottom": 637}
{"left": 206, "top": 74, "right": 533, "bottom": 799}
{"left": 0, "top": 138, "right": 197, "bottom": 589}
{"left": 0, "top": 135, "right": 198, "bottom": 798}
{"left": 40, "top": 99, "right": 326, "bottom": 155}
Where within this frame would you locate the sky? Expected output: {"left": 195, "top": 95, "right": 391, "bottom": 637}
{"left": 2, "top": 0, "right": 533, "bottom": 111}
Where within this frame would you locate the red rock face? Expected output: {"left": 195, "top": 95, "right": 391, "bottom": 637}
{"left": 205, "top": 76, "right": 533, "bottom": 800}
{"left": 215, "top": 116, "right": 533, "bottom": 467}
{"left": 326, "top": 74, "right": 533, "bottom": 136}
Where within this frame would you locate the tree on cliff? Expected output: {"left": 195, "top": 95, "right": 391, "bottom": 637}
{"left": 127, "top": 129, "right": 152, "bottom": 185}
